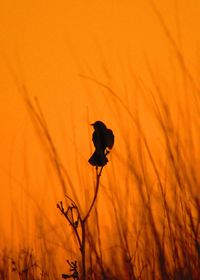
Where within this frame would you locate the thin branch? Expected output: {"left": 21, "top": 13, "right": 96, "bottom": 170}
{"left": 83, "top": 167, "right": 103, "bottom": 223}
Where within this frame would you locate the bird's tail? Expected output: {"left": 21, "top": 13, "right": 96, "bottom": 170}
{"left": 88, "top": 149, "right": 108, "bottom": 167}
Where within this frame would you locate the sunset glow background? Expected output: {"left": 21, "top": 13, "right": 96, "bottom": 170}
{"left": 0, "top": 0, "right": 200, "bottom": 278}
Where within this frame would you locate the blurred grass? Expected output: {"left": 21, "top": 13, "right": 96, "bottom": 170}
{"left": 2, "top": 62, "right": 200, "bottom": 279}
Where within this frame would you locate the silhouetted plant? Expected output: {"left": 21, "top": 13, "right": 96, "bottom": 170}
{"left": 57, "top": 167, "right": 104, "bottom": 280}
{"left": 62, "top": 260, "right": 79, "bottom": 279}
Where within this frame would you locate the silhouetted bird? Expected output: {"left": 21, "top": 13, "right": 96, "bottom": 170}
{"left": 88, "top": 121, "right": 114, "bottom": 167}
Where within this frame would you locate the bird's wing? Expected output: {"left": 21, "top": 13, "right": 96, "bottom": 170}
{"left": 106, "top": 129, "right": 114, "bottom": 149}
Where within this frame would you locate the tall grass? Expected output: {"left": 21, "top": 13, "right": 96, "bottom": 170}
{"left": 3, "top": 68, "right": 199, "bottom": 279}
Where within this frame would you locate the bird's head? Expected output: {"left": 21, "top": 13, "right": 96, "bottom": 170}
{"left": 91, "top": 121, "right": 107, "bottom": 131}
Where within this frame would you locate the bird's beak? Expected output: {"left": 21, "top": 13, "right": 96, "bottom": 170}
{"left": 90, "top": 123, "right": 94, "bottom": 126}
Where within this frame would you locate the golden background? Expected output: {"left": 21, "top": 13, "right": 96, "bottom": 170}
{"left": 0, "top": 0, "right": 200, "bottom": 278}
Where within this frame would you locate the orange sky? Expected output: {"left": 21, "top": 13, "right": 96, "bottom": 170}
{"left": 0, "top": 0, "right": 200, "bottom": 269}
